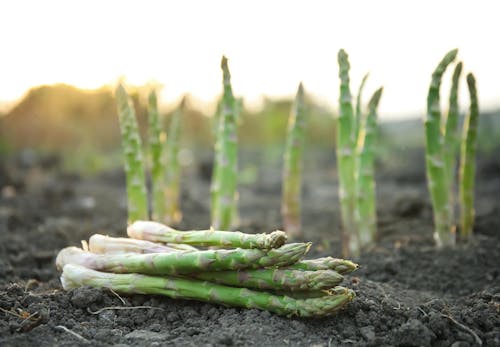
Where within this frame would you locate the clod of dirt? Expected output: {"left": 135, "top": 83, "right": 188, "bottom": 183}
{"left": 395, "top": 319, "right": 436, "bottom": 347}
{"left": 70, "top": 287, "right": 103, "bottom": 308}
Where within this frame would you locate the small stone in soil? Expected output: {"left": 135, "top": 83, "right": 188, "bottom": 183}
{"left": 125, "top": 329, "right": 166, "bottom": 341}
{"left": 359, "top": 325, "right": 376, "bottom": 341}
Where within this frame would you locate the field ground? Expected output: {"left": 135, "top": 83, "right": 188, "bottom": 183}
{"left": 0, "top": 149, "right": 499, "bottom": 346}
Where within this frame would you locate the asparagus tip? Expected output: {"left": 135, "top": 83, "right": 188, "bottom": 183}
{"left": 268, "top": 230, "right": 287, "bottom": 249}
{"left": 305, "top": 242, "right": 312, "bottom": 254}
{"left": 337, "top": 49, "right": 350, "bottom": 67}
{"left": 466, "top": 72, "right": 476, "bottom": 86}
{"left": 221, "top": 55, "right": 229, "bottom": 69}
{"left": 441, "top": 48, "right": 459, "bottom": 67}
{"left": 298, "top": 82, "right": 304, "bottom": 94}
{"left": 180, "top": 95, "right": 187, "bottom": 109}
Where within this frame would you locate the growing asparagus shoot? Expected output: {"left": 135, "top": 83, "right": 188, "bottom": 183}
{"left": 116, "top": 83, "right": 149, "bottom": 223}
{"left": 164, "top": 97, "right": 184, "bottom": 224}
{"left": 356, "top": 87, "right": 383, "bottom": 248}
{"left": 61, "top": 264, "right": 355, "bottom": 318}
{"left": 127, "top": 220, "right": 286, "bottom": 249}
{"left": 443, "top": 62, "right": 463, "bottom": 224}
{"left": 147, "top": 89, "right": 167, "bottom": 222}
{"left": 354, "top": 73, "right": 370, "bottom": 141}
{"left": 282, "top": 83, "right": 306, "bottom": 237}
{"left": 211, "top": 56, "right": 238, "bottom": 230}
{"left": 337, "top": 49, "right": 359, "bottom": 257}
{"left": 459, "top": 73, "right": 479, "bottom": 239}
{"left": 424, "top": 49, "right": 458, "bottom": 247}
{"left": 443, "top": 62, "right": 463, "bottom": 181}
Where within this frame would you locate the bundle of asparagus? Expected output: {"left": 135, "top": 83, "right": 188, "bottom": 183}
{"left": 56, "top": 221, "right": 357, "bottom": 318}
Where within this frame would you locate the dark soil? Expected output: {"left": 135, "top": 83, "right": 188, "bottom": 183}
{"left": 0, "top": 150, "right": 499, "bottom": 347}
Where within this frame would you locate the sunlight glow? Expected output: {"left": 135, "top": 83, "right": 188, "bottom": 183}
{"left": 0, "top": 0, "right": 498, "bottom": 118}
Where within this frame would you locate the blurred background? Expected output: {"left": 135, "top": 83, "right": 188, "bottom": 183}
{"left": 0, "top": 0, "right": 499, "bottom": 173}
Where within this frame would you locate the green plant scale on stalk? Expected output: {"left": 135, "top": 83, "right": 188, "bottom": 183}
{"left": 116, "top": 83, "right": 149, "bottom": 223}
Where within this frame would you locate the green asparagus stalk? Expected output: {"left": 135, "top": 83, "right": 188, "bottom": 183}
{"left": 355, "top": 87, "right": 383, "bottom": 248}
{"left": 282, "top": 83, "right": 306, "bottom": 237}
{"left": 269, "top": 290, "right": 334, "bottom": 300}
{"left": 163, "top": 97, "right": 184, "bottom": 224}
{"left": 424, "top": 49, "right": 458, "bottom": 247}
{"left": 287, "top": 257, "right": 359, "bottom": 275}
{"left": 127, "top": 221, "right": 287, "bottom": 249}
{"left": 443, "top": 62, "right": 463, "bottom": 171}
{"left": 116, "top": 83, "right": 149, "bottom": 223}
{"left": 88, "top": 234, "right": 198, "bottom": 254}
{"left": 337, "top": 49, "right": 359, "bottom": 257}
{"left": 459, "top": 73, "right": 479, "bottom": 239}
{"left": 147, "top": 89, "right": 167, "bottom": 222}
{"left": 61, "top": 264, "right": 355, "bottom": 317}
{"left": 354, "top": 73, "right": 369, "bottom": 141}
{"left": 212, "top": 97, "right": 223, "bottom": 138}
{"left": 192, "top": 268, "right": 343, "bottom": 291}
{"left": 56, "top": 243, "right": 310, "bottom": 275}
{"left": 211, "top": 56, "right": 238, "bottom": 230}
{"left": 443, "top": 62, "right": 463, "bottom": 226}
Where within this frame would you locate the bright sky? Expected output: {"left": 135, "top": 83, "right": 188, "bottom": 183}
{"left": 0, "top": 0, "right": 498, "bottom": 119}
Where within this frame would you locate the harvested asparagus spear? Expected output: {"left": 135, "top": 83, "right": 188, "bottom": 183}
{"left": 116, "top": 83, "right": 149, "bottom": 223}
{"left": 287, "top": 257, "right": 359, "bottom": 275}
{"left": 425, "top": 49, "right": 459, "bottom": 247}
{"left": 61, "top": 264, "right": 355, "bottom": 318}
{"left": 282, "top": 83, "right": 307, "bottom": 237}
{"left": 192, "top": 268, "right": 343, "bottom": 291}
{"left": 127, "top": 220, "right": 286, "bottom": 249}
{"left": 56, "top": 243, "right": 310, "bottom": 275}
{"left": 88, "top": 234, "right": 198, "bottom": 254}
{"left": 459, "top": 73, "right": 479, "bottom": 239}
